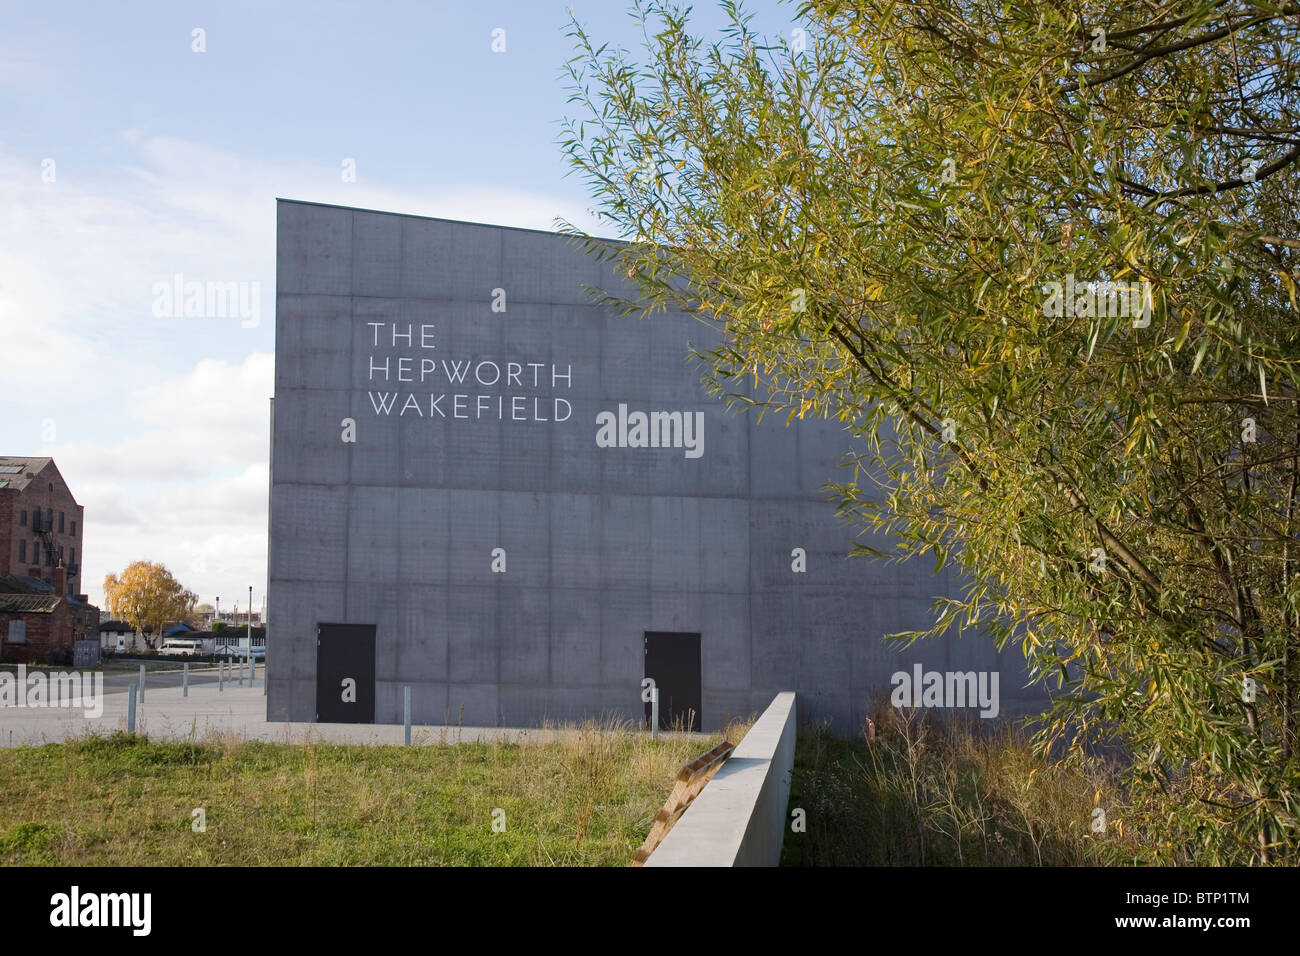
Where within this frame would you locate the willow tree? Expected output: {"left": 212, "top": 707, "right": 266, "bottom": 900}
{"left": 103, "top": 561, "right": 198, "bottom": 648}
{"left": 561, "top": 0, "right": 1300, "bottom": 863}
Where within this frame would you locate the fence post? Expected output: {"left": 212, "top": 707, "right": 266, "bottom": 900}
{"left": 138, "top": 664, "right": 145, "bottom": 703}
{"left": 127, "top": 683, "right": 137, "bottom": 734}
{"left": 183, "top": 662, "right": 188, "bottom": 697}
{"left": 404, "top": 686, "right": 411, "bottom": 745}
{"left": 219, "top": 661, "right": 224, "bottom": 692}
{"left": 651, "top": 687, "right": 660, "bottom": 740}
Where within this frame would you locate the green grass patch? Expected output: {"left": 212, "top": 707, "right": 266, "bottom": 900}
{"left": 0, "top": 723, "right": 725, "bottom": 866}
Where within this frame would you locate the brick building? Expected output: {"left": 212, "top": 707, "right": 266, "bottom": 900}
{"left": 0, "top": 567, "right": 98, "bottom": 663}
{"left": 0, "top": 457, "right": 85, "bottom": 591}
{"left": 0, "top": 457, "right": 97, "bottom": 662}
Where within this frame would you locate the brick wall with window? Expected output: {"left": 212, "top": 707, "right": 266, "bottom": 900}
{"left": 0, "top": 459, "right": 86, "bottom": 596}
{"left": 0, "top": 488, "right": 12, "bottom": 580}
{"left": 0, "top": 603, "right": 89, "bottom": 664}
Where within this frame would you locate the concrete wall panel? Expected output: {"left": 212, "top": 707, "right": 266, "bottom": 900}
{"left": 270, "top": 200, "right": 1047, "bottom": 731}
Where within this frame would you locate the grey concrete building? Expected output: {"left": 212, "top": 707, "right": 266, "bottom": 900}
{"left": 268, "top": 199, "right": 1043, "bottom": 731}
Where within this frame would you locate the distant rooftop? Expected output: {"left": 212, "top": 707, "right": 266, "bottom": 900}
{"left": 0, "top": 593, "right": 60, "bottom": 614}
{"left": 0, "top": 574, "right": 54, "bottom": 595}
{"left": 0, "top": 457, "right": 53, "bottom": 493}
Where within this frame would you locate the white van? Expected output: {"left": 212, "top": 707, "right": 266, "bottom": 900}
{"left": 159, "top": 638, "right": 204, "bottom": 657}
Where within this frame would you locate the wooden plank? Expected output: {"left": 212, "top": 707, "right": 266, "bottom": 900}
{"left": 632, "top": 740, "right": 734, "bottom": 865}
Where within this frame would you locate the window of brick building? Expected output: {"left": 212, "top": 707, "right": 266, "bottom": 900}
{"left": 71, "top": 547, "right": 76, "bottom": 566}
{"left": 58, "top": 512, "right": 64, "bottom": 533}
{"left": 18, "top": 540, "right": 25, "bottom": 563}
{"left": 71, "top": 521, "right": 76, "bottom": 536}
{"left": 46, "top": 508, "right": 52, "bottom": 529}
{"left": 19, "top": 510, "right": 26, "bottom": 526}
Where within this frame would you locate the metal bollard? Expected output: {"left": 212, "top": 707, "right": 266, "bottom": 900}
{"left": 183, "top": 662, "right": 188, "bottom": 697}
{"left": 127, "top": 682, "right": 137, "bottom": 734}
{"left": 651, "top": 687, "right": 659, "bottom": 740}
{"left": 219, "top": 661, "right": 224, "bottom": 692}
{"left": 404, "top": 686, "right": 411, "bottom": 746}
{"left": 138, "top": 664, "right": 145, "bottom": 703}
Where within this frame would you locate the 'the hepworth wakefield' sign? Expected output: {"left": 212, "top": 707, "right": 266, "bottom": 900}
{"left": 361, "top": 320, "right": 705, "bottom": 458}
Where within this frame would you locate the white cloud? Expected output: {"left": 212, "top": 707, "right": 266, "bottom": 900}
{"left": 76, "top": 484, "right": 141, "bottom": 527}
{"left": 41, "top": 353, "right": 272, "bottom": 607}
{"left": 0, "top": 133, "right": 601, "bottom": 371}
{"left": 41, "top": 353, "right": 273, "bottom": 482}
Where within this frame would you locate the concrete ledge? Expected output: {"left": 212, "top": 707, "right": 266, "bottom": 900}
{"left": 645, "top": 691, "right": 796, "bottom": 867}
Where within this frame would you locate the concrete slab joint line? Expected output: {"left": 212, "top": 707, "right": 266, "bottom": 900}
{"left": 645, "top": 691, "right": 796, "bottom": 868}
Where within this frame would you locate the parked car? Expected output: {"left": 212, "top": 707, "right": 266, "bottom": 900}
{"left": 159, "top": 638, "right": 204, "bottom": 657}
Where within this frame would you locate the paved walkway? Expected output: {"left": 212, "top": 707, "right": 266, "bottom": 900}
{"left": 0, "top": 680, "right": 662, "bottom": 748}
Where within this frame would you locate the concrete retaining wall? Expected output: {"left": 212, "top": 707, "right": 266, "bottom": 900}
{"left": 646, "top": 691, "right": 796, "bottom": 867}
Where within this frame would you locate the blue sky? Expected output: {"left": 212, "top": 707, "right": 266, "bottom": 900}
{"left": 0, "top": 0, "right": 795, "bottom": 610}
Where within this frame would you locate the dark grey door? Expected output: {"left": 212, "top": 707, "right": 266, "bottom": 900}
{"left": 644, "top": 632, "right": 701, "bottom": 731}
{"left": 316, "top": 622, "right": 376, "bottom": 723}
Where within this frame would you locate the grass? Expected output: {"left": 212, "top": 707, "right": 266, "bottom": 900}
{"left": 0, "top": 717, "right": 747, "bottom": 866}
{"left": 782, "top": 702, "right": 1141, "bottom": 866}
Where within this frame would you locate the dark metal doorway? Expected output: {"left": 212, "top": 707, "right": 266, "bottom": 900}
{"left": 316, "top": 622, "right": 376, "bottom": 723}
{"left": 644, "top": 631, "right": 701, "bottom": 731}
